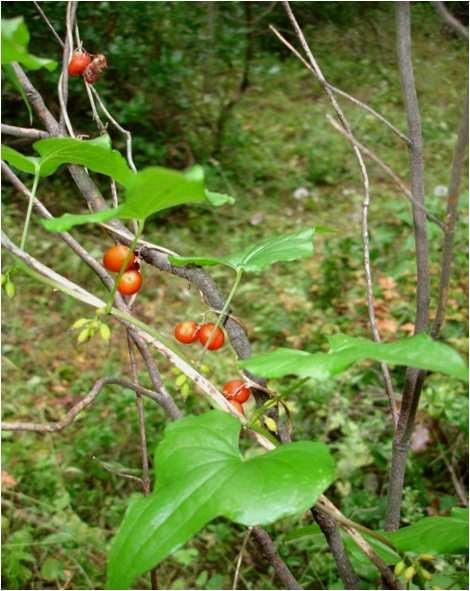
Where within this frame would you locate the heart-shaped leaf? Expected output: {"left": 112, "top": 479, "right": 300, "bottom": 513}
{"left": 169, "top": 228, "right": 315, "bottom": 273}
{"left": 106, "top": 410, "right": 334, "bottom": 589}
{"left": 240, "top": 333, "right": 468, "bottom": 382}
{"left": 1, "top": 17, "right": 57, "bottom": 71}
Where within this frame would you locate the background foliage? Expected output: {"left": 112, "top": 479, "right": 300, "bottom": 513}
{"left": 2, "top": 2, "right": 468, "bottom": 589}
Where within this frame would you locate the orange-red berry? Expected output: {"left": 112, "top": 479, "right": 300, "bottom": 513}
{"left": 117, "top": 269, "right": 143, "bottom": 296}
{"left": 198, "top": 323, "right": 225, "bottom": 350}
{"left": 103, "top": 245, "right": 136, "bottom": 273}
{"left": 175, "top": 321, "right": 200, "bottom": 344}
{"left": 223, "top": 380, "right": 251, "bottom": 403}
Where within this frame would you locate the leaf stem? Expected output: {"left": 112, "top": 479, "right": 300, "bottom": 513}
{"left": 104, "top": 219, "right": 145, "bottom": 314}
{"left": 20, "top": 171, "right": 40, "bottom": 251}
{"left": 199, "top": 267, "right": 243, "bottom": 365}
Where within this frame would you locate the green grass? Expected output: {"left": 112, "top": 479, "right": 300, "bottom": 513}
{"left": 2, "top": 6, "right": 468, "bottom": 590}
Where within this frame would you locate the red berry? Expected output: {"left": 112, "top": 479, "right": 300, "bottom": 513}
{"left": 103, "top": 245, "right": 136, "bottom": 273}
{"left": 175, "top": 321, "right": 200, "bottom": 344}
{"left": 68, "top": 50, "right": 92, "bottom": 76}
{"left": 117, "top": 269, "right": 143, "bottom": 296}
{"left": 223, "top": 380, "right": 251, "bottom": 403}
{"left": 229, "top": 400, "right": 245, "bottom": 415}
{"left": 198, "top": 323, "right": 225, "bottom": 350}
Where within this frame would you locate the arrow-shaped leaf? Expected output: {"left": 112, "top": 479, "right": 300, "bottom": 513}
{"left": 169, "top": 228, "right": 315, "bottom": 273}
{"left": 106, "top": 411, "right": 334, "bottom": 589}
{"left": 240, "top": 333, "right": 468, "bottom": 382}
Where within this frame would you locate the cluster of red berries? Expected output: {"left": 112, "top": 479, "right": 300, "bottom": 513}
{"left": 103, "top": 248, "right": 250, "bottom": 415}
{"left": 103, "top": 244, "right": 143, "bottom": 295}
{"left": 68, "top": 49, "right": 107, "bottom": 84}
{"left": 174, "top": 321, "right": 225, "bottom": 350}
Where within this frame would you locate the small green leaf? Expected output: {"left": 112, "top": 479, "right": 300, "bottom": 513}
{"left": 205, "top": 190, "right": 235, "bottom": 207}
{"left": 169, "top": 228, "right": 315, "bottom": 273}
{"left": 1, "top": 17, "right": 57, "bottom": 71}
{"left": 99, "top": 323, "right": 111, "bottom": 342}
{"left": 77, "top": 328, "right": 90, "bottom": 344}
{"left": 5, "top": 279, "right": 15, "bottom": 298}
{"left": 240, "top": 333, "right": 468, "bottom": 382}
{"left": 106, "top": 411, "right": 334, "bottom": 589}
{"left": 180, "top": 383, "right": 190, "bottom": 398}
{"left": 175, "top": 374, "right": 187, "bottom": 387}
{"left": 41, "top": 207, "right": 123, "bottom": 233}
{"left": 71, "top": 318, "right": 88, "bottom": 330}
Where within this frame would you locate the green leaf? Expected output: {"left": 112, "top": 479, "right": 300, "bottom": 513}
{"left": 33, "top": 137, "right": 132, "bottom": 184}
{"left": 4, "top": 279, "right": 16, "bottom": 299}
{"left": 41, "top": 164, "right": 207, "bottom": 231}
{"left": 2, "top": 137, "right": 132, "bottom": 185}
{"left": 387, "top": 510, "right": 468, "bottom": 555}
{"left": 1, "top": 145, "right": 39, "bottom": 175}
{"left": 41, "top": 207, "right": 124, "bottom": 233}
{"left": 240, "top": 333, "right": 468, "bottom": 382}
{"left": 205, "top": 190, "right": 235, "bottom": 207}
{"left": 106, "top": 411, "right": 334, "bottom": 589}
{"left": 71, "top": 318, "right": 88, "bottom": 330}
{"left": 119, "top": 165, "right": 206, "bottom": 220}
{"left": 99, "top": 323, "right": 111, "bottom": 342}
{"left": 1, "top": 17, "right": 57, "bottom": 71}
{"left": 169, "top": 228, "right": 315, "bottom": 273}
{"left": 344, "top": 509, "right": 468, "bottom": 579}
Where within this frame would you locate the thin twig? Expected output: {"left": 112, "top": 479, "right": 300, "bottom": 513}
{"left": 57, "top": 1, "right": 77, "bottom": 137}
{"left": 1, "top": 376, "right": 171, "bottom": 433}
{"left": 270, "top": 25, "right": 411, "bottom": 145}
{"left": 33, "top": 1, "right": 65, "bottom": 48}
{"left": 282, "top": 1, "right": 398, "bottom": 427}
{"left": 92, "top": 456, "right": 144, "bottom": 486}
{"left": 127, "top": 333, "right": 151, "bottom": 495}
{"left": 326, "top": 115, "right": 445, "bottom": 230}
{"left": 385, "top": 1, "right": 430, "bottom": 531}
{"left": 251, "top": 526, "right": 303, "bottom": 590}
{"left": 431, "top": 90, "right": 469, "bottom": 338}
{"left": 1, "top": 124, "right": 49, "bottom": 140}
{"left": 89, "top": 86, "right": 137, "bottom": 172}
{"left": 232, "top": 527, "right": 253, "bottom": 590}
{"left": 431, "top": 1, "right": 469, "bottom": 40}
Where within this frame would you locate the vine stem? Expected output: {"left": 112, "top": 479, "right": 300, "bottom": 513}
{"left": 20, "top": 172, "right": 40, "bottom": 251}
{"left": 104, "top": 219, "right": 145, "bottom": 314}
{"left": 198, "top": 267, "right": 243, "bottom": 365}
